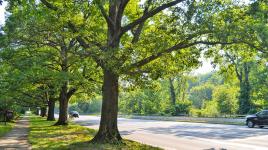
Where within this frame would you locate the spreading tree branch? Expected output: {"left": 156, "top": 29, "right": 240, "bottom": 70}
{"left": 242, "top": 41, "right": 267, "bottom": 53}
{"left": 131, "top": 0, "right": 152, "bottom": 43}
{"left": 121, "top": 0, "right": 185, "bottom": 35}
{"left": 225, "top": 53, "right": 243, "bottom": 82}
{"left": 95, "top": 1, "right": 114, "bottom": 27}
{"left": 67, "top": 88, "right": 77, "bottom": 100}
{"left": 67, "top": 22, "right": 104, "bottom": 67}
{"left": 117, "top": 0, "right": 130, "bottom": 25}
{"left": 127, "top": 40, "right": 237, "bottom": 70}
{"left": 40, "top": 0, "right": 58, "bottom": 11}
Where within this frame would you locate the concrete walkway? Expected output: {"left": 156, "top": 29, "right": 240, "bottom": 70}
{"left": 0, "top": 117, "right": 31, "bottom": 150}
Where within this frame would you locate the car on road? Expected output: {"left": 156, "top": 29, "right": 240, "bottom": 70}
{"left": 246, "top": 110, "right": 268, "bottom": 128}
{"left": 69, "top": 111, "right": 79, "bottom": 118}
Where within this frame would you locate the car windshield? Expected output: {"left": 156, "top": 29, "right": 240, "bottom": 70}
{"left": 257, "top": 111, "right": 268, "bottom": 116}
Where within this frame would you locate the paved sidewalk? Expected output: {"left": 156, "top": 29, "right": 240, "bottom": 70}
{"left": 0, "top": 117, "right": 31, "bottom": 150}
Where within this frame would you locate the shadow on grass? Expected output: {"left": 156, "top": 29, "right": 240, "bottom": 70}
{"left": 29, "top": 116, "right": 161, "bottom": 150}
{"left": 0, "top": 122, "right": 14, "bottom": 137}
{"left": 68, "top": 140, "right": 161, "bottom": 150}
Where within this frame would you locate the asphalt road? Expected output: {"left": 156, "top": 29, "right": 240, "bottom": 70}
{"left": 73, "top": 115, "right": 268, "bottom": 150}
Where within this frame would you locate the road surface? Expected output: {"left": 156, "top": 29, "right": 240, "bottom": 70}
{"left": 73, "top": 115, "right": 268, "bottom": 150}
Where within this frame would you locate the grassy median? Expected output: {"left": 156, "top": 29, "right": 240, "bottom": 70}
{"left": 0, "top": 122, "right": 14, "bottom": 137}
{"left": 29, "top": 116, "right": 161, "bottom": 150}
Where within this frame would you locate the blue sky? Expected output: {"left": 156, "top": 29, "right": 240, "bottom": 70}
{"left": 0, "top": 2, "right": 214, "bottom": 75}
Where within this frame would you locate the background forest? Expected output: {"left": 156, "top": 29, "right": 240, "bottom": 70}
{"left": 70, "top": 59, "right": 268, "bottom": 117}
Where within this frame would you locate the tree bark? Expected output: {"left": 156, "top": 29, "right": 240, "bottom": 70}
{"left": 238, "top": 63, "right": 251, "bottom": 114}
{"left": 4, "top": 110, "right": 7, "bottom": 125}
{"left": 54, "top": 83, "right": 69, "bottom": 125}
{"left": 91, "top": 1, "right": 123, "bottom": 143}
{"left": 34, "top": 108, "right": 39, "bottom": 115}
{"left": 47, "top": 99, "right": 55, "bottom": 121}
{"left": 54, "top": 44, "right": 72, "bottom": 125}
{"left": 169, "top": 78, "right": 176, "bottom": 105}
{"left": 91, "top": 70, "right": 122, "bottom": 143}
{"left": 40, "top": 106, "right": 47, "bottom": 117}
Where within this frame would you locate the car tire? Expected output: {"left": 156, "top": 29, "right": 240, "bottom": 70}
{"left": 247, "top": 121, "right": 255, "bottom": 128}
{"left": 259, "top": 126, "right": 264, "bottom": 128}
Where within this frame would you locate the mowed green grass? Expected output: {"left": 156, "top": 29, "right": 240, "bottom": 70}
{"left": 0, "top": 122, "right": 14, "bottom": 137}
{"left": 29, "top": 116, "right": 162, "bottom": 150}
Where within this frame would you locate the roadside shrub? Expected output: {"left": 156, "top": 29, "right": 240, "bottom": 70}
{"left": 159, "top": 112, "right": 166, "bottom": 116}
{"left": 247, "top": 108, "right": 258, "bottom": 114}
{"left": 165, "top": 106, "right": 175, "bottom": 115}
{"left": 171, "top": 100, "right": 192, "bottom": 116}
{"left": 189, "top": 108, "right": 202, "bottom": 117}
{"left": 200, "top": 100, "right": 220, "bottom": 117}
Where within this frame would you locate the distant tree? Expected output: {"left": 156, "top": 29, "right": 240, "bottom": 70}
{"left": 169, "top": 78, "right": 176, "bottom": 106}
{"left": 250, "top": 62, "right": 268, "bottom": 111}
{"left": 205, "top": 0, "right": 268, "bottom": 114}
{"left": 213, "top": 85, "right": 239, "bottom": 116}
{"left": 225, "top": 51, "right": 253, "bottom": 114}
{"left": 189, "top": 83, "right": 214, "bottom": 108}
{"left": 168, "top": 73, "right": 190, "bottom": 105}
{"left": 209, "top": 43, "right": 256, "bottom": 114}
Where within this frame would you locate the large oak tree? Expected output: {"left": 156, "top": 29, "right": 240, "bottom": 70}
{"left": 40, "top": 0, "right": 258, "bottom": 143}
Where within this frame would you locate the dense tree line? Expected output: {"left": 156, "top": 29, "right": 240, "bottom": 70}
{"left": 119, "top": 66, "right": 268, "bottom": 117}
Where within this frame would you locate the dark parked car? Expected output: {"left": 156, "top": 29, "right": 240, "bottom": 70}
{"left": 246, "top": 110, "right": 268, "bottom": 128}
{"left": 69, "top": 111, "right": 79, "bottom": 118}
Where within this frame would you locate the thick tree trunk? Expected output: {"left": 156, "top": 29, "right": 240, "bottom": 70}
{"left": 47, "top": 99, "right": 55, "bottom": 121}
{"left": 91, "top": 1, "right": 123, "bottom": 144}
{"left": 54, "top": 84, "right": 69, "bottom": 125}
{"left": 169, "top": 78, "right": 176, "bottom": 105}
{"left": 40, "top": 106, "right": 47, "bottom": 117}
{"left": 91, "top": 70, "right": 122, "bottom": 143}
{"left": 4, "top": 110, "right": 7, "bottom": 125}
{"left": 34, "top": 108, "right": 39, "bottom": 115}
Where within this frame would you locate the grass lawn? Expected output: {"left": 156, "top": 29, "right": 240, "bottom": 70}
{"left": 0, "top": 122, "right": 14, "bottom": 137}
{"left": 29, "top": 116, "right": 162, "bottom": 150}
